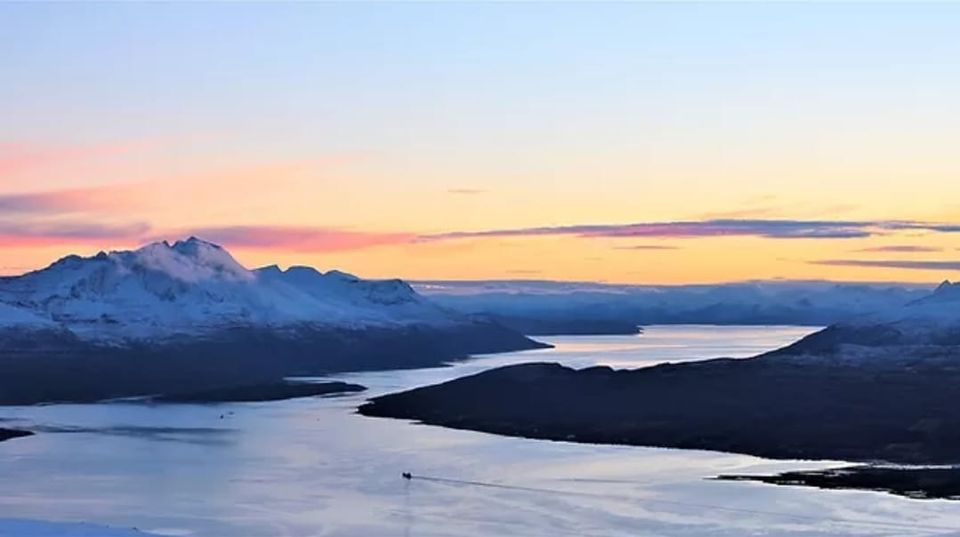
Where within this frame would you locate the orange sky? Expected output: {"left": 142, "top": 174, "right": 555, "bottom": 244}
{"left": 2, "top": 3, "right": 960, "bottom": 284}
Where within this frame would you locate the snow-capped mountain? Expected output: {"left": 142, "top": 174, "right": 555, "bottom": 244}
{"left": 770, "top": 279, "right": 960, "bottom": 359}
{"left": 0, "top": 237, "right": 469, "bottom": 341}
{"left": 0, "top": 238, "right": 545, "bottom": 403}
{"left": 827, "top": 279, "right": 960, "bottom": 331}
{"left": 898, "top": 280, "right": 960, "bottom": 317}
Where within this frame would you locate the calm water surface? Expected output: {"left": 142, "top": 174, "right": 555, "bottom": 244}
{"left": 3, "top": 326, "right": 960, "bottom": 537}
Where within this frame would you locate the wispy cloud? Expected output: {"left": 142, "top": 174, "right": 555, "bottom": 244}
{"left": 697, "top": 195, "right": 857, "bottom": 220}
{"left": 0, "top": 141, "right": 145, "bottom": 178}
{"left": 887, "top": 222, "right": 960, "bottom": 233}
{"left": 0, "top": 220, "right": 150, "bottom": 247}
{"left": 613, "top": 244, "right": 680, "bottom": 250}
{"left": 811, "top": 259, "right": 960, "bottom": 271}
{"left": 447, "top": 188, "right": 486, "bottom": 195}
{"left": 853, "top": 245, "right": 943, "bottom": 253}
{"left": 421, "top": 219, "right": 960, "bottom": 242}
{"left": 179, "top": 226, "right": 415, "bottom": 252}
{"left": 0, "top": 222, "right": 411, "bottom": 252}
{"left": 1, "top": 210, "right": 958, "bottom": 260}
{"left": 0, "top": 183, "right": 147, "bottom": 248}
{"left": 422, "top": 219, "right": 875, "bottom": 241}
{"left": 0, "top": 186, "right": 129, "bottom": 216}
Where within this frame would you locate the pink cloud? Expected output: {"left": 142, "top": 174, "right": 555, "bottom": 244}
{"left": 0, "top": 186, "right": 133, "bottom": 215}
{"left": 0, "top": 141, "right": 146, "bottom": 178}
{"left": 0, "top": 221, "right": 150, "bottom": 248}
{"left": 421, "top": 219, "right": 878, "bottom": 240}
{"left": 447, "top": 188, "right": 486, "bottom": 195}
{"left": 177, "top": 226, "right": 415, "bottom": 252}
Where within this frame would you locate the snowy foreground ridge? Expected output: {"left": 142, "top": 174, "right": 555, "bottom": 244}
{"left": 0, "top": 237, "right": 457, "bottom": 341}
{"left": 0, "top": 519, "right": 159, "bottom": 537}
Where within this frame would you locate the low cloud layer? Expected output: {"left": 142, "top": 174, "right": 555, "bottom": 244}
{"left": 2, "top": 196, "right": 960, "bottom": 262}
{"left": 613, "top": 244, "right": 680, "bottom": 250}
{"left": 446, "top": 188, "right": 486, "bottom": 195}
{"left": 812, "top": 259, "right": 960, "bottom": 271}
{"left": 421, "top": 219, "right": 960, "bottom": 242}
{"left": 0, "top": 220, "right": 151, "bottom": 247}
{"left": 0, "top": 141, "right": 142, "bottom": 178}
{"left": 0, "top": 187, "right": 125, "bottom": 216}
{"left": 853, "top": 245, "right": 943, "bottom": 253}
{"left": 180, "top": 226, "right": 415, "bottom": 252}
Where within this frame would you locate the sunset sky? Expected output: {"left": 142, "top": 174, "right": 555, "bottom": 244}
{"left": 2, "top": 2, "right": 960, "bottom": 284}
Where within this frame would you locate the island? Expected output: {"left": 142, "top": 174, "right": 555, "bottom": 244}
{"left": 154, "top": 380, "right": 365, "bottom": 403}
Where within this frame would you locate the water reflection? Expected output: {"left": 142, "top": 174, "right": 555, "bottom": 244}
{"left": 2, "top": 326, "right": 960, "bottom": 536}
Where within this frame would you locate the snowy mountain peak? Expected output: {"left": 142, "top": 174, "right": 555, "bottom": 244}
{"left": 322, "top": 269, "right": 360, "bottom": 282}
{"left": 121, "top": 238, "right": 253, "bottom": 283}
{"left": 0, "top": 238, "right": 456, "bottom": 341}
{"left": 914, "top": 280, "right": 960, "bottom": 306}
{"left": 256, "top": 264, "right": 283, "bottom": 276}
{"left": 855, "top": 278, "right": 960, "bottom": 326}
{"left": 935, "top": 280, "right": 955, "bottom": 293}
{"left": 171, "top": 236, "right": 222, "bottom": 254}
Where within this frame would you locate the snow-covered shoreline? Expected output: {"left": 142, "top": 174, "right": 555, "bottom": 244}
{"left": 0, "top": 519, "right": 160, "bottom": 537}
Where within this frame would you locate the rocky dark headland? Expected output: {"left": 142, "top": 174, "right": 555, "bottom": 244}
{"left": 154, "top": 380, "right": 365, "bottom": 403}
{"left": 717, "top": 465, "right": 960, "bottom": 500}
{"left": 0, "top": 427, "right": 33, "bottom": 442}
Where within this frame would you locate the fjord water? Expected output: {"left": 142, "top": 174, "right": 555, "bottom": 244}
{"left": 2, "top": 326, "right": 960, "bottom": 537}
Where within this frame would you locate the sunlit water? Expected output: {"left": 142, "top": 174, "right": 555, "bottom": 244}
{"left": 3, "top": 325, "right": 960, "bottom": 537}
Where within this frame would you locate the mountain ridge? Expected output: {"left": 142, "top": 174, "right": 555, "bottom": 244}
{"left": 415, "top": 278, "right": 937, "bottom": 329}
{"left": 0, "top": 237, "right": 464, "bottom": 342}
{"left": 0, "top": 238, "right": 546, "bottom": 404}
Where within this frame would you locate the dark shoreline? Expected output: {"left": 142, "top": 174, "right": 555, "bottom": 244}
{"left": 0, "top": 427, "right": 33, "bottom": 442}
{"left": 0, "top": 323, "right": 546, "bottom": 405}
{"left": 153, "top": 380, "right": 365, "bottom": 403}
{"left": 716, "top": 465, "right": 960, "bottom": 500}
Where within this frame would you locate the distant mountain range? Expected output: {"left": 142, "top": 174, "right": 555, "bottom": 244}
{"left": 0, "top": 238, "right": 543, "bottom": 404}
{"left": 2, "top": 242, "right": 942, "bottom": 338}
{"left": 415, "top": 279, "right": 936, "bottom": 332}
{"left": 2, "top": 238, "right": 955, "bottom": 406}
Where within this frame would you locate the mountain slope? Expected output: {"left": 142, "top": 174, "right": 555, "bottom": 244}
{"left": 0, "top": 238, "right": 545, "bottom": 404}
{"left": 0, "top": 237, "right": 475, "bottom": 341}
